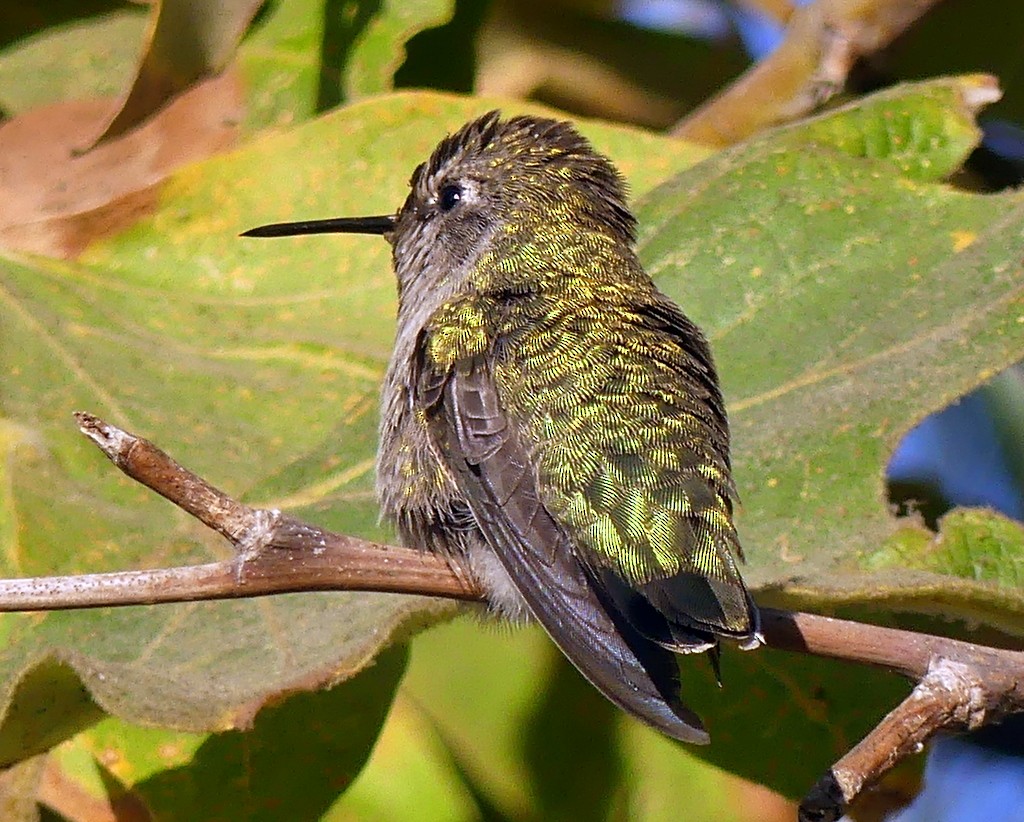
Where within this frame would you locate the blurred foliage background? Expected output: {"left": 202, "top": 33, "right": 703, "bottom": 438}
{"left": 0, "top": 1, "right": 1022, "bottom": 820}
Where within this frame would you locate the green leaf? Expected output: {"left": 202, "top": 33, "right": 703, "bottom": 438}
{"left": 343, "top": 619, "right": 556, "bottom": 820}
{"left": 786, "top": 75, "right": 996, "bottom": 181}
{"left": 358, "top": 619, "right": 783, "bottom": 821}
{"left": 238, "top": 0, "right": 457, "bottom": 130}
{"left": 137, "top": 644, "right": 408, "bottom": 820}
{"left": 344, "top": 0, "right": 453, "bottom": 99}
{"left": 327, "top": 683, "right": 481, "bottom": 821}
{"left": 0, "top": 0, "right": 457, "bottom": 137}
{"left": 0, "top": 8, "right": 148, "bottom": 116}
{"left": 871, "top": 509, "right": 1024, "bottom": 587}
{"left": 637, "top": 76, "right": 1023, "bottom": 615}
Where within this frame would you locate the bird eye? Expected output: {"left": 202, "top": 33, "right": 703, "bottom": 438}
{"left": 439, "top": 184, "right": 463, "bottom": 212}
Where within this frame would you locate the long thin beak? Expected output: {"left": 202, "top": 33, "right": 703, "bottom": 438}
{"left": 241, "top": 215, "right": 396, "bottom": 238}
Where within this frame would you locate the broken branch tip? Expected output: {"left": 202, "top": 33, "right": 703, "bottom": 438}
{"left": 73, "top": 411, "right": 135, "bottom": 459}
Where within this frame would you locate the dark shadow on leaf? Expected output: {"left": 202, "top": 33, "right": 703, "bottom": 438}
{"left": 0, "top": 0, "right": 126, "bottom": 52}
{"left": 135, "top": 645, "right": 408, "bottom": 822}
{"left": 395, "top": 0, "right": 488, "bottom": 93}
{"left": 318, "top": 0, "right": 383, "bottom": 111}
{"left": 522, "top": 654, "right": 624, "bottom": 821}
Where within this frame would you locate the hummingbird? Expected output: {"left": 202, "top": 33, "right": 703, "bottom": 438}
{"left": 243, "top": 111, "right": 761, "bottom": 743}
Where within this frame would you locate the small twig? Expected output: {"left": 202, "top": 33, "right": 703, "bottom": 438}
{"left": 799, "top": 656, "right": 1016, "bottom": 822}
{"left": 0, "top": 413, "right": 1020, "bottom": 820}
{"left": 757, "top": 609, "right": 1024, "bottom": 682}
{"left": 761, "top": 610, "right": 1024, "bottom": 818}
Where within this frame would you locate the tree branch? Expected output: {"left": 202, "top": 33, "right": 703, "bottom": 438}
{"left": 0, "top": 412, "right": 1020, "bottom": 820}
{"left": 798, "top": 654, "right": 1018, "bottom": 822}
{"left": 673, "top": 0, "right": 944, "bottom": 145}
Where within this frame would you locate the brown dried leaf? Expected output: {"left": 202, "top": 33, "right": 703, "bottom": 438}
{"left": 0, "top": 71, "right": 242, "bottom": 259}
{"left": 92, "top": 0, "right": 262, "bottom": 145}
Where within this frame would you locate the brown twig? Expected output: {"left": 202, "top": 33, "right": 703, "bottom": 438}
{"left": 674, "top": 0, "right": 943, "bottom": 146}
{"left": 798, "top": 654, "right": 1020, "bottom": 822}
{"left": 0, "top": 413, "right": 1020, "bottom": 820}
{"left": 761, "top": 610, "right": 1024, "bottom": 820}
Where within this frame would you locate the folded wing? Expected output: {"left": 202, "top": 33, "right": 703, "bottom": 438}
{"left": 417, "top": 350, "right": 711, "bottom": 743}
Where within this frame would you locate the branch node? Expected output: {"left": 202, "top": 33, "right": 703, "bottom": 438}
{"left": 799, "top": 652, "right": 1006, "bottom": 821}
{"left": 233, "top": 508, "right": 283, "bottom": 582}
{"left": 919, "top": 656, "right": 988, "bottom": 731}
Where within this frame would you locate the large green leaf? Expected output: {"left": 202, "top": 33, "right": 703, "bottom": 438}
{"left": 367, "top": 618, "right": 772, "bottom": 822}
{"left": 344, "top": 0, "right": 453, "bottom": 99}
{"left": 43, "top": 645, "right": 407, "bottom": 820}
{"left": 0, "top": 7, "right": 148, "bottom": 117}
{"left": 0, "top": 77, "right": 1020, "bottom": 804}
{"left": 641, "top": 79, "right": 1024, "bottom": 618}
{"left": 0, "top": 0, "right": 456, "bottom": 134}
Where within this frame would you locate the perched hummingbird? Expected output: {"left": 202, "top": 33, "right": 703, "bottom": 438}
{"left": 244, "top": 111, "right": 761, "bottom": 743}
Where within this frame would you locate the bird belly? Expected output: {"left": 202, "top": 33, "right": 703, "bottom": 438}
{"left": 463, "top": 539, "right": 532, "bottom": 622}
{"left": 393, "top": 506, "right": 532, "bottom": 623}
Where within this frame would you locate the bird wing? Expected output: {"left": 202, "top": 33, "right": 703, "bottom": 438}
{"left": 527, "top": 296, "right": 759, "bottom": 651}
{"left": 415, "top": 346, "right": 711, "bottom": 744}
